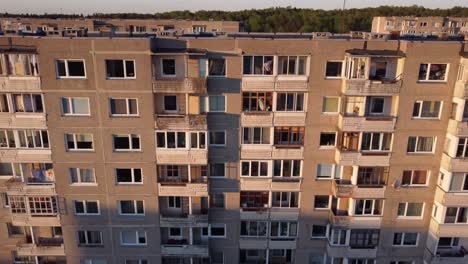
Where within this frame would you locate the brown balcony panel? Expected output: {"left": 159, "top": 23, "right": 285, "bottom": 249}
{"left": 273, "top": 112, "right": 306, "bottom": 126}
{"left": 241, "top": 112, "right": 273, "bottom": 126}
{"left": 344, "top": 79, "right": 402, "bottom": 96}
{"left": 157, "top": 183, "right": 208, "bottom": 196}
{"left": 161, "top": 244, "right": 209, "bottom": 256}
{"left": 156, "top": 150, "right": 208, "bottom": 165}
{"left": 155, "top": 114, "right": 207, "bottom": 130}
{"left": 434, "top": 187, "right": 468, "bottom": 206}
{"left": 0, "top": 76, "right": 41, "bottom": 92}
{"left": 16, "top": 243, "right": 65, "bottom": 256}
{"left": 0, "top": 149, "right": 52, "bottom": 163}
{"left": 275, "top": 78, "right": 308, "bottom": 91}
{"left": 159, "top": 214, "right": 208, "bottom": 227}
{"left": 241, "top": 78, "right": 275, "bottom": 91}
{"left": 0, "top": 113, "right": 47, "bottom": 129}
{"left": 153, "top": 78, "right": 207, "bottom": 93}
{"left": 11, "top": 214, "right": 60, "bottom": 226}
{"left": 339, "top": 115, "right": 396, "bottom": 132}
{"left": 326, "top": 244, "right": 377, "bottom": 259}
{"left": 6, "top": 182, "right": 56, "bottom": 196}
{"left": 335, "top": 151, "right": 391, "bottom": 166}
{"left": 332, "top": 180, "right": 354, "bottom": 197}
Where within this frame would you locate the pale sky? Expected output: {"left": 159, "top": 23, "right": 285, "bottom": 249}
{"left": 0, "top": 0, "right": 466, "bottom": 14}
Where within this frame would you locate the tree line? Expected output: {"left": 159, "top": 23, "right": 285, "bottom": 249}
{"left": 1, "top": 5, "right": 467, "bottom": 33}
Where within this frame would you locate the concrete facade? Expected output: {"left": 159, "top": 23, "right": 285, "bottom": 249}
{"left": 372, "top": 16, "right": 468, "bottom": 36}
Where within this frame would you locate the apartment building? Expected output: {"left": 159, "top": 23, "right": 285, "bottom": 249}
{"left": 0, "top": 32, "right": 467, "bottom": 264}
{"left": 372, "top": 16, "right": 468, "bottom": 36}
{"left": 0, "top": 17, "right": 240, "bottom": 36}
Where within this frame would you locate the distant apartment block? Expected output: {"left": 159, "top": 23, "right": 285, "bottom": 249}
{"left": 0, "top": 31, "right": 467, "bottom": 264}
{"left": 372, "top": 16, "right": 468, "bottom": 36}
{"left": 0, "top": 17, "right": 240, "bottom": 36}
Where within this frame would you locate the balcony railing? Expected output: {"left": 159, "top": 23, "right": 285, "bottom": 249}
{"left": 338, "top": 114, "right": 396, "bottom": 132}
{"left": 155, "top": 114, "right": 207, "bottom": 130}
{"left": 153, "top": 77, "right": 207, "bottom": 94}
{"left": 344, "top": 79, "right": 402, "bottom": 96}
{"left": 332, "top": 180, "right": 354, "bottom": 197}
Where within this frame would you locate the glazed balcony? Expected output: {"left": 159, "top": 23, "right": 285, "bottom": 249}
{"left": 425, "top": 247, "right": 468, "bottom": 264}
{"left": 156, "top": 149, "right": 208, "bottom": 165}
{"left": 338, "top": 114, "right": 396, "bottom": 132}
{"left": 17, "top": 237, "right": 65, "bottom": 256}
{"left": 155, "top": 114, "right": 207, "bottom": 130}
{"left": 240, "top": 177, "right": 301, "bottom": 192}
{"left": 158, "top": 173, "right": 208, "bottom": 197}
{"left": 159, "top": 196, "right": 208, "bottom": 227}
{"left": 329, "top": 210, "right": 382, "bottom": 228}
{"left": 240, "top": 145, "right": 303, "bottom": 160}
{"left": 241, "top": 76, "right": 308, "bottom": 92}
{"left": 335, "top": 150, "right": 391, "bottom": 166}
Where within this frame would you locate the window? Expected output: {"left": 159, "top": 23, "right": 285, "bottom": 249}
{"left": 78, "top": 230, "right": 103, "bottom": 246}
{"left": 9, "top": 196, "right": 26, "bottom": 214}
{"left": 209, "top": 131, "right": 225, "bottom": 146}
{"left": 314, "top": 195, "right": 330, "bottom": 209}
{"left": 402, "top": 170, "right": 428, "bottom": 186}
{"left": 1, "top": 192, "right": 8, "bottom": 208}
{"left": 316, "top": 164, "right": 341, "bottom": 180}
{"left": 393, "top": 233, "right": 419, "bottom": 246}
{"left": 367, "top": 97, "right": 385, "bottom": 115}
{"left": 276, "top": 92, "right": 304, "bottom": 112}
{"left": 449, "top": 173, "right": 468, "bottom": 191}
{"left": 349, "top": 259, "right": 375, "bottom": 264}
{"left": 157, "top": 165, "right": 190, "bottom": 183}
{"left": 243, "top": 55, "right": 274, "bottom": 75}
{"left": 161, "top": 59, "right": 176, "bottom": 76}
{"left": 7, "top": 223, "right": 24, "bottom": 237}
{"left": 241, "top": 221, "right": 267, "bottom": 237}
{"left": 106, "top": 60, "right": 135, "bottom": 79}
{"left": 1, "top": 54, "right": 39, "bottom": 76}
{"left": 70, "top": 168, "right": 96, "bottom": 185}
{"left": 168, "top": 197, "right": 181, "bottom": 208}
{"left": 156, "top": 131, "right": 186, "bottom": 149}
{"left": 270, "top": 221, "right": 298, "bottom": 238}
{"left": 311, "top": 225, "right": 328, "bottom": 238}
{"left": 209, "top": 163, "right": 225, "bottom": 178}
{"left": 56, "top": 59, "right": 86, "bottom": 78}
{"left": 242, "top": 127, "right": 270, "bottom": 144}
{"left": 444, "top": 207, "right": 468, "bottom": 224}
{"left": 168, "top": 227, "right": 181, "bottom": 238}
{"left": 274, "top": 127, "right": 304, "bottom": 146}
{"left": 354, "top": 199, "right": 383, "bottom": 216}
{"left": 12, "top": 94, "right": 43, "bottom": 113}
{"left": 119, "top": 200, "right": 144, "bottom": 215}
{"left": 240, "top": 191, "right": 269, "bottom": 209}
{"left": 273, "top": 160, "right": 301, "bottom": 178}
{"left": 325, "top": 61, "right": 343, "bottom": 78}
{"left": 457, "top": 138, "right": 468, "bottom": 158}
{"left": 210, "top": 193, "right": 225, "bottom": 209}
{"left": 241, "top": 161, "right": 269, "bottom": 177}
{"left": 271, "top": 192, "right": 298, "bottom": 208}
{"left": 16, "top": 130, "right": 49, "bottom": 149}
{"left": 62, "top": 97, "right": 90, "bottom": 116}
{"left": 329, "top": 229, "right": 348, "bottom": 246}
{"left": 208, "top": 58, "right": 226, "bottom": 76}
{"left": 121, "top": 230, "right": 146, "bottom": 246}
{"left": 278, "top": 56, "right": 307, "bottom": 75}
{"left": 349, "top": 229, "right": 380, "bottom": 248}
{"left": 110, "top": 98, "right": 138, "bottom": 116}
{"left": 361, "top": 132, "right": 392, "bottom": 151}
{"left": 0, "top": 94, "right": 9, "bottom": 113}
{"left": 190, "top": 132, "right": 207, "bottom": 149}
{"left": 66, "top": 133, "right": 94, "bottom": 151}
{"left": 412, "top": 101, "right": 441, "bottom": 118}
{"left": 242, "top": 92, "right": 272, "bottom": 112}
{"left": 322, "top": 97, "right": 340, "bottom": 114}
{"left": 116, "top": 168, "right": 142, "bottom": 184}
{"left": 113, "top": 134, "right": 140, "bottom": 151}
{"left": 357, "top": 167, "right": 388, "bottom": 186}
{"left": 418, "top": 63, "right": 448, "bottom": 81}
{"left": 397, "top": 202, "right": 424, "bottom": 218}
{"left": 438, "top": 237, "right": 459, "bottom": 248}
{"left": 74, "top": 200, "right": 100, "bottom": 215}
{"left": 407, "top": 136, "right": 435, "bottom": 153}
{"left": 125, "top": 259, "right": 148, "bottom": 264}
{"left": 163, "top": 95, "right": 177, "bottom": 112}
{"left": 209, "top": 224, "right": 226, "bottom": 238}
{"left": 319, "top": 132, "right": 336, "bottom": 148}
{"left": 211, "top": 251, "right": 224, "bottom": 264}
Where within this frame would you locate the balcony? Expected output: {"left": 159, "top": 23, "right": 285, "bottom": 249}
{"left": 6, "top": 181, "right": 56, "bottom": 196}
{"left": 441, "top": 153, "right": 468, "bottom": 172}
{"left": 240, "top": 145, "right": 303, "bottom": 160}
{"left": 17, "top": 238, "right": 65, "bottom": 256}
{"left": 434, "top": 187, "right": 468, "bottom": 206}
{"left": 160, "top": 227, "right": 209, "bottom": 256}
{"left": 0, "top": 76, "right": 41, "bottom": 92}
{"left": 335, "top": 150, "right": 390, "bottom": 166}
{"left": 273, "top": 112, "right": 306, "bottom": 126}
{"left": 343, "top": 79, "right": 402, "bottom": 96}
{"left": 161, "top": 244, "right": 209, "bottom": 257}
{"left": 155, "top": 114, "right": 207, "bottom": 130}
{"left": 240, "top": 112, "right": 273, "bottom": 126}
{"left": 153, "top": 77, "right": 207, "bottom": 94}
{"left": 159, "top": 196, "right": 208, "bottom": 227}
{"left": 338, "top": 114, "right": 396, "bottom": 132}
{"left": 239, "top": 238, "right": 268, "bottom": 249}
{"left": 332, "top": 180, "right": 354, "bottom": 198}
{"left": 159, "top": 214, "right": 208, "bottom": 228}
{"left": 0, "top": 112, "right": 47, "bottom": 129}
{"left": 429, "top": 218, "right": 468, "bottom": 237}
{"left": 326, "top": 243, "right": 378, "bottom": 259}
{"left": 447, "top": 119, "right": 468, "bottom": 136}
{"left": 11, "top": 214, "right": 60, "bottom": 227}
{"left": 241, "top": 76, "right": 309, "bottom": 92}
{"left": 329, "top": 210, "right": 382, "bottom": 228}
{"left": 425, "top": 247, "right": 468, "bottom": 264}
{"left": 158, "top": 175, "right": 208, "bottom": 197}
{"left": 240, "top": 177, "right": 301, "bottom": 191}
{"left": 0, "top": 149, "right": 52, "bottom": 163}
{"left": 156, "top": 149, "right": 207, "bottom": 165}
{"left": 240, "top": 207, "right": 300, "bottom": 221}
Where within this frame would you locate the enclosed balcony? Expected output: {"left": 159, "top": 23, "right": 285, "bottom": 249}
{"left": 333, "top": 166, "right": 387, "bottom": 198}
{"left": 329, "top": 200, "right": 382, "bottom": 228}
{"left": 152, "top": 48, "right": 207, "bottom": 94}
{"left": 4, "top": 163, "right": 55, "bottom": 195}
{"left": 342, "top": 49, "right": 405, "bottom": 96}
{"left": 155, "top": 131, "right": 208, "bottom": 164}
{"left": 8, "top": 195, "right": 60, "bottom": 226}
{"left": 154, "top": 93, "right": 207, "bottom": 130}
{"left": 0, "top": 93, "right": 46, "bottom": 128}
{"left": 335, "top": 132, "right": 392, "bottom": 166}
{"left": 159, "top": 196, "right": 208, "bottom": 227}
{"left": 16, "top": 226, "right": 65, "bottom": 257}
{"left": 160, "top": 227, "right": 209, "bottom": 256}
{"left": 157, "top": 165, "right": 208, "bottom": 196}
{"left": 0, "top": 49, "right": 41, "bottom": 92}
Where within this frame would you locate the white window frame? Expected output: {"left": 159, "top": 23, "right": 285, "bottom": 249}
{"left": 275, "top": 92, "right": 305, "bottom": 112}
{"left": 319, "top": 132, "right": 337, "bottom": 148}
{"left": 113, "top": 134, "right": 141, "bottom": 152}
{"left": 241, "top": 160, "right": 270, "bottom": 177}
{"left": 277, "top": 55, "right": 307, "bottom": 76}
{"left": 407, "top": 136, "right": 436, "bottom": 154}
{"left": 61, "top": 97, "right": 90, "bottom": 116}
{"left": 69, "top": 168, "right": 96, "bottom": 185}
{"left": 155, "top": 131, "right": 187, "bottom": 149}
{"left": 115, "top": 168, "right": 143, "bottom": 184}
{"left": 242, "top": 127, "right": 271, "bottom": 145}
{"left": 208, "top": 224, "right": 226, "bottom": 238}
{"left": 316, "top": 164, "right": 340, "bottom": 180}
{"left": 201, "top": 95, "right": 226, "bottom": 113}
{"left": 397, "top": 202, "right": 425, "bottom": 219}
{"left": 273, "top": 159, "right": 302, "bottom": 178}
{"left": 392, "top": 232, "right": 419, "bottom": 247}
{"left": 189, "top": 131, "right": 207, "bottom": 149}
{"left": 209, "top": 131, "right": 226, "bottom": 147}
{"left": 444, "top": 207, "right": 468, "bottom": 224}
{"left": 168, "top": 227, "right": 182, "bottom": 238}
{"left": 15, "top": 129, "right": 50, "bottom": 149}
{"left": 270, "top": 221, "right": 298, "bottom": 238}
{"left": 106, "top": 59, "right": 136, "bottom": 79}
{"left": 353, "top": 199, "right": 383, "bottom": 216}
{"left": 329, "top": 228, "right": 348, "bottom": 246}
{"left": 401, "top": 170, "right": 429, "bottom": 187}
{"left": 65, "top": 133, "right": 94, "bottom": 151}
{"left": 77, "top": 230, "right": 103, "bottom": 246}
{"left": 56, "top": 59, "right": 86, "bottom": 79}
{"left": 120, "top": 230, "right": 147, "bottom": 246}
{"left": 118, "top": 200, "right": 145, "bottom": 216}
{"left": 163, "top": 95, "right": 178, "bottom": 113}
{"left": 73, "top": 200, "right": 100, "bottom": 216}
{"left": 418, "top": 63, "right": 449, "bottom": 82}
{"left": 167, "top": 196, "right": 181, "bottom": 209}
{"left": 12, "top": 93, "right": 44, "bottom": 113}
{"left": 207, "top": 58, "right": 226, "bottom": 77}
{"left": 209, "top": 163, "right": 226, "bottom": 178}
{"left": 242, "top": 55, "right": 275, "bottom": 76}
{"left": 310, "top": 224, "right": 329, "bottom": 239}
{"left": 322, "top": 96, "right": 340, "bottom": 114}
{"left": 314, "top": 195, "right": 331, "bottom": 210}
{"left": 271, "top": 191, "right": 299, "bottom": 208}
{"left": 361, "top": 132, "right": 392, "bottom": 152}
{"left": 109, "top": 98, "right": 139, "bottom": 117}
{"left": 240, "top": 220, "right": 268, "bottom": 237}
{"left": 161, "top": 59, "right": 176, "bottom": 77}
{"left": 325, "top": 60, "right": 344, "bottom": 79}
{"left": 412, "top": 100, "right": 442, "bottom": 119}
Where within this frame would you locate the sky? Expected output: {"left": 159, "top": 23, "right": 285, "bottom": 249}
{"left": 1, "top": 0, "right": 467, "bottom": 14}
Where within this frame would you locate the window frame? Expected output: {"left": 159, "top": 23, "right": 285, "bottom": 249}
{"left": 109, "top": 98, "right": 139, "bottom": 117}
{"left": 120, "top": 230, "right": 147, "bottom": 246}
{"left": 77, "top": 230, "right": 103, "bottom": 247}
{"left": 310, "top": 224, "right": 329, "bottom": 239}
{"left": 65, "top": 133, "right": 94, "bottom": 151}
{"left": 115, "top": 168, "right": 143, "bottom": 185}
{"left": 161, "top": 58, "right": 176, "bottom": 77}
{"left": 56, "top": 59, "right": 86, "bottom": 79}
{"left": 273, "top": 159, "right": 302, "bottom": 178}
{"left": 61, "top": 97, "right": 91, "bottom": 116}
{"left": 314, "top": 195, "right": 331, "bottom": 210}
{"left": 208, "top": 58, "right": 226, "bottom": 77}
{"left": 397, "top": 202, "right": 425, "bottom": 219}
{"left": 155, "top": 131, "right": 188, "bottom": 149}
{"left": 69, "top": 168, "right": 96, "bottom": 185}
{"left": 240, "top": 160, "right": 270, "bottom": 177}
{"left": 412, "top": 100, "right": 442, "bottom": 119}
{"left": 240, "top": 220, "right": 268, "bottom": 237}
{"left": 407, "top": 136, "right": 436, "bottom": 154}
{"left": 105, "top": 59, "right": 136, "bottom": 79}
{"left": 275, "top": 92, "right": 305, "bottom": 112}
{"left": 418, "top": 63, "right": 449, "bottom": 82}
{"left": 354, "top": 199, "right": 384, "bottom": 216}
{"left": 319, "top": 132, "right": 337, "bottom": 148}
{"left": 325, "top": 60, "right": 344, "bottom": 79}
{"left": 209, "top": 131, "right": 226, "bottom": 147}
{"left": 392, "top": 232, "right": 419, "bottom": 247}
{"left": 118, "top": 200, "right": 145, "bottom": 216}
{"left": 277, "top": 55, "right": 307, "bottom": 76}
{"left": 401, "top": 170, "right": 429, "bottom": 187}
{"left": 322, "top": 96, "right": 340, "bottom": 114}
{"left": 112, "top": 134, "right": 141, "bottom": 152}
{"left": 242, "top": 55, "right": 275, "bottom": 76}
{"left": 73, "top": 200, "right": 100, "bottom": 216}
{"left": 209, "top": 163, "right": 225, "bottom": 178}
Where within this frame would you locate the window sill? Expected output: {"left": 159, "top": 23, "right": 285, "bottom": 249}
{"left": 110, "top": 115, "right": 140, "bottom": 118}
{"left": 396, "top": 217, "right": 424, "bottom": 220}
{"left": 67, "top": 149, "right": 95, "bottom": 152}
{"left": 62, "top": 114, "right": 91, "bottom": 117}
{"left": 106, "top": 77, "right": 136, "bottom": 80}
{"left": 324, "top": 77, "right": 342, "bottom": 80}
{"left": 57, "top": 76, "right": 87, "bottom": 80}
{"left": 70, "top": 183, "right": 98, "bottom": 186}
{"left": 319, "top": 146, "right": 336, "bottom": 150}
{"left": 416, "top": 80, "right": 448, "bottom": 84}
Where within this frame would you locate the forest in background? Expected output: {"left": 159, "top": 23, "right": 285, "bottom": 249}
{"left": 1, "top": 6, "right": 468, "bottom": 33}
